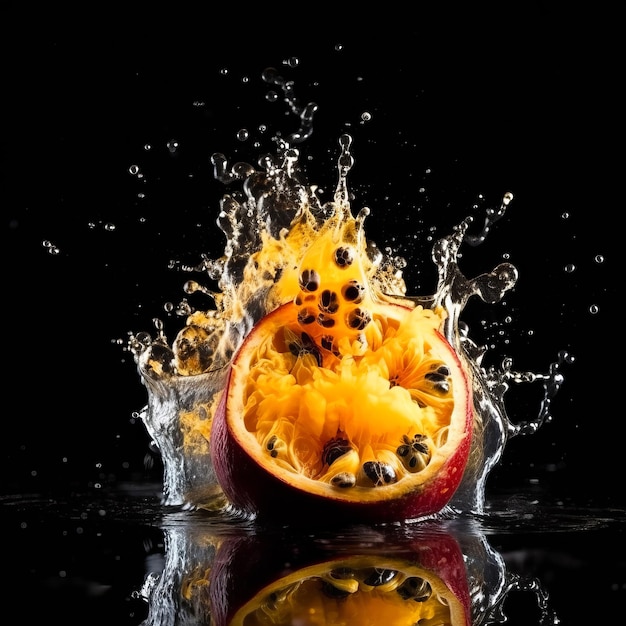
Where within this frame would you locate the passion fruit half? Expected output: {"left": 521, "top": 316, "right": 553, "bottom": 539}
{"left": 211, "top": 296, "right": 473, "bottom": 524}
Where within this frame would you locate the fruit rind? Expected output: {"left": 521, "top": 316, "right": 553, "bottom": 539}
{"left": 211, "top": 301, "right": 473, "bottom": 523}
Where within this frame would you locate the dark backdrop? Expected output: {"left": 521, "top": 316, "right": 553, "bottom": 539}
{"left": 4, "top": 7, "right": 620, "bottom": 509}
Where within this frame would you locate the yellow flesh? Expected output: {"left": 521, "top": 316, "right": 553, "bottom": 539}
{"left": 228, "top": 222, "right": 468, "bottom": 500}
{"left": 231, "top": 556, "right": 466, "bottom": 626}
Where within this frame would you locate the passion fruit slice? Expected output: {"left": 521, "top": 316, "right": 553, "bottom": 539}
{"left": 209, "top": 532, "right": 471, "bottom": 626}
{"left": 211, "top": 296, "right": 472, "bottom": 523}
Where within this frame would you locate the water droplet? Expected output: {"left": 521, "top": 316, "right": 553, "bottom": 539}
{"left": 42, "top": 240, "right": 60, "bottom": 255}
{"left": 284, "top": 56, "right": 299, "bottom": 68}
{"left": 265, "top": 90, "right": 279, "bottom": 102}
{"left": 167, "top": 140, "right": 179, "bottom": 154}
{"left": 128, "top": 69, "right": 571, "bottom": 526}
{"left": 104, "top": 223, "right": 116, "bottom": 232}
{"left": 564, "top": 263, "right": 576, "bottom": 273}
{"left": 129, "top": 164, "right": 140, "bottom": 175}
{"left": 589, "top": 304, "right": 599, "bottom": 314}
{"left": 594, "top": 254, "right": 604, "bottom": 264}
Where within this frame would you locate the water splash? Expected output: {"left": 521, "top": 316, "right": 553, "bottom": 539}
{"left": 128, "top": 66, "right": 569, "bottom": 518}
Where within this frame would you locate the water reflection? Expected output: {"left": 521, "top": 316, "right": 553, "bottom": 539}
{"left": 136, "top": 508, "right": 561, "bottom": 625}
{"left": 3, "top": 489, "right": 624, "bottom": 624}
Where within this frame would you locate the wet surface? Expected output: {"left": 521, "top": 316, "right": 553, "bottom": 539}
{"left": 3, "top": 484, "right": 625, "bottom": 625}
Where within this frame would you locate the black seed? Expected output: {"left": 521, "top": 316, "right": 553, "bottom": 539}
{"left": 362, "top": 568, "right": 397, "bottom": 587}
{"left": 334, "top": 246, "right": 355, "bottom": 267}
{"left": 331, "top": 472, "right": 356, "bottom": 488}
{"left": 425, "top": 372, "right": 447, "bottom": 382}
{"left": 433, "top": 381, "right": 450, "bottom": 394}
{"left": 299, "top": 269, "right": 320, "bottom": 292}
{"left": 297, "top": 308, "right": 316, "bottom": 325}
{"left": 397, "top": 444, "right": 410, "bottom": 458}
{"left": 288, "top": 331, "right": 322, "bottom": 366}
{"left": 270, "top": 450, "right": 278, "bottom": 458}
{"left": 301, "top": 332, "right": 315, "bottom": 346}
{"left": 321, "top": 335, "right": 338, "bottom": 354}
{"left": 397, "top": 434, "right": 430, "bottom": 470}
{"left": 412, "top": 441, "right": 429, "bottom": 455}
{"left": 346, "top": 307, "right": 371, "bottom": 330}
{"left": 317, "top": 314, "right": 336, "bottom": 328}
{"left": 320, "top": 336, "right": 332, "bottom": 350}
{"left": 322, "top": 438, "right": 352, "bottom": 466}
{"left": 397, "top": 577, "right": 432, "bottom": 602}
{"left": 329, "top": 567, "right": 355, "bottom": 580}
{"left": 363, "top": 461, "right": 396, "bottom": 486}
{"left": 318, "top": 289, "right": 340, "bottom": 313}
{"left": 341, "top": 280, "right": 365, "bottom": 303}
{"left": 425, "top": 366, "right": 450, "bottom": 395}
{"left": 266, "top": 435, "right": 277, "bottom": 451}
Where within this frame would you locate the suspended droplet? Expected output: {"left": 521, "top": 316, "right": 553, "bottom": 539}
{"left": 42, "top": 240, "right": 60, "bottom": 255}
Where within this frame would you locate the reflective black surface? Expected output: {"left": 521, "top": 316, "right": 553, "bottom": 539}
{"left": 3, "top": 485, "right": 625, "bottom": 625}
{"left": 4, "top": 7, "right": 623, "bottom": 625}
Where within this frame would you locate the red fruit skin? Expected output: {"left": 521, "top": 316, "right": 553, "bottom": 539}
{"left": 211, "top": 368, "right": 472, "bottom": 525}
{"left": 209, "top": 530, "right": 472, "bottom": 626}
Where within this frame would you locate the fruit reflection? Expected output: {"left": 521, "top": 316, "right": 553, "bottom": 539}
{"left": 136, "top": 516, "right": 557, "bottom": 625}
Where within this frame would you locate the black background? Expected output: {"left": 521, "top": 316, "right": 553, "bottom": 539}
{"left": 3, "top": 6, "right": 621, "bottom": 507}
